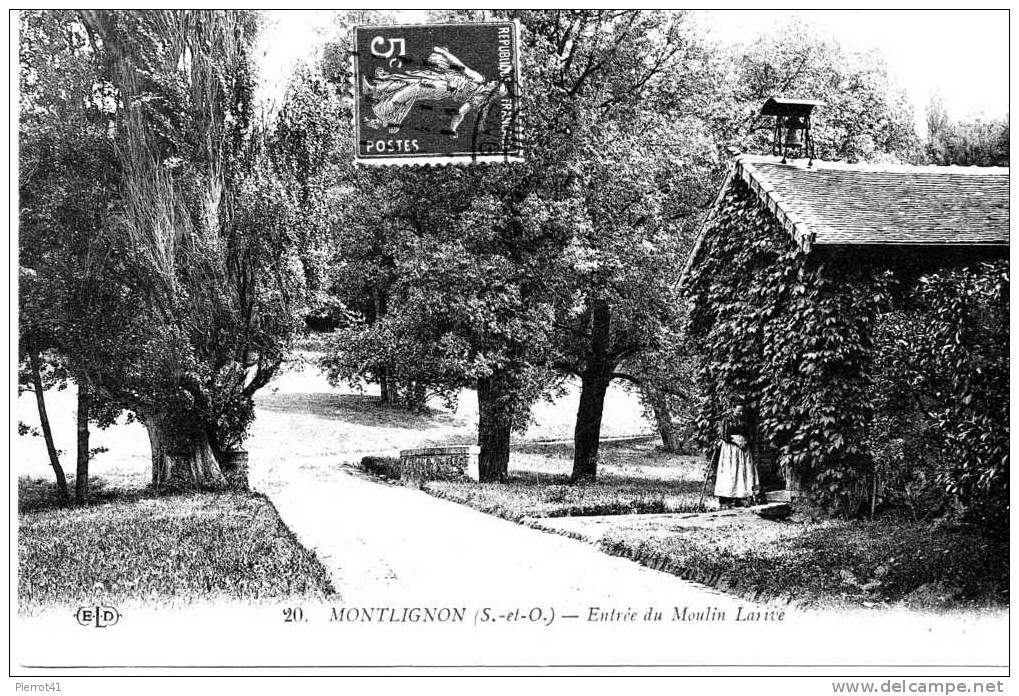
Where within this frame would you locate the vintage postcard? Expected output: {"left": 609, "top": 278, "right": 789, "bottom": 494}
{"left": 10, "top": 8, "right": 1010, "bottom": 690}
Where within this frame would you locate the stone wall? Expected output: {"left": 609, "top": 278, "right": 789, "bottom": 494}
{"left": 399, "top": 446, "right": 480, "bottom": 484}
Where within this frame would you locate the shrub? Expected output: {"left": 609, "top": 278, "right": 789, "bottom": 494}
{"left": 868, "top": 262, "right": 1008, "bottom": 530}
{"left": 321, "top": 323, "right": 461, "bottom": 412}
{"left": 360, "top": 455, "right": 401, "bottom": 479}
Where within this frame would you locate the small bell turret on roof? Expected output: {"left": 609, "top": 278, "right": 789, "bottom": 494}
{"left": 761, "top": 97, "right": 824, "bottom": 166}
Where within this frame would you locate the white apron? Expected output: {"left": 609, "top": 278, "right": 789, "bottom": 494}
{"left": 714, "top": 439, "right": 759, "bottom": 499}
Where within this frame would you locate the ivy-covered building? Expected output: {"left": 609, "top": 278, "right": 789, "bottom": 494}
{"left": 682, "top": 155, "right": 1008, "bottom": 512}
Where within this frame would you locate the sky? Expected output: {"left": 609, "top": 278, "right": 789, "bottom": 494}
{"left": 698, "top": 10, "right": 1010, "bottom": 129}
{"left": 256, "top": 9, "right": 1010, "bottom": 133}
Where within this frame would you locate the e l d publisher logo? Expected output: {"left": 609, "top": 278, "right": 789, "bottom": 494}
{"left": 75, "top": 605, "right": 120, "bottom": 628}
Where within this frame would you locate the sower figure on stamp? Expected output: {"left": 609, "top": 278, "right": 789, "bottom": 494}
{"left": 714, "top": 405, "right": 760, "bottom": 508}
{"left": 361, "top": 46, "right": 506, "bottom": 137}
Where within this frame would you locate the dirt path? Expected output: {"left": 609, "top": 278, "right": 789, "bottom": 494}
{"left": 247, "top": 359, "right": 749, "bottom": 607}
{"left": 255, "top": 460, "right": 755, "bottom": 608}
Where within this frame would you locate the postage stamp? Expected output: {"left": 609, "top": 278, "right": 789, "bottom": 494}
{"left": 352, "top": 21, "right": 525, "bottom": 166}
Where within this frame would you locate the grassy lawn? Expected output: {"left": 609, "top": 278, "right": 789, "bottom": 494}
{"left": 599, "top": 516, "right": 1008, "bottom": 611}
{"left": 421, "top": 438, "right": 718, "bottom": 519}
{"left": 413, "top": 443, "right": 1008, "bottom": 611}
{"left": 18, "top": 478, "right": 335, "bottom": 612}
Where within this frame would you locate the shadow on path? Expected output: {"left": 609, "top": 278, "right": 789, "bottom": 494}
{"left": 255, "top": 391, "right": 465, "bottom": 430}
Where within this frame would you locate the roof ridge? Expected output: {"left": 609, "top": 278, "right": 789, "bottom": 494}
{"left": 737, "top": 158, "right": 815, "bottom": 252}
{"left": 677, "top": 164, "right": 736, "bottom": 287}
{"left": 678, "top": 155, "right": 1008, "bottom": 289}
{"left": 736, "top": 154, "right": 1009, "bottom": 176}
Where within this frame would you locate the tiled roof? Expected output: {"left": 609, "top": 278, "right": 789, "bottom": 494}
{"left": 736, "top": 155, "right": 1009, "bottom": 251}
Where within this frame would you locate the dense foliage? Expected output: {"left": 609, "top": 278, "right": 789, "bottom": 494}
{"left": 722, "top": 19, "right": 924, "bottom": 164}
{"left": 869, "top": 262, "right": 1009, "bottom": 529}
{"left": 687, "top": 180, "right": 1009, "bottom": 527}
{"left": 687, "top": 179, "right": 888, "bottom": 512}
{"left": 19, "top": 9, "right": 136, "bottom": 502}
{"left": 926, "top": 93, "right": 1009, "bottom": 166}
{"left": 19, "top": 10, "right": 329, "bottom": 489}
{"left": 76, "top": 10, "right": 306, "bottom": 485}
{"left": 318, "top": 10, "right": 727, "bottom": 480}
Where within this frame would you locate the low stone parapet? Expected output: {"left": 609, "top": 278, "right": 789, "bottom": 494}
{"left": 399, "top": 446, "right": 480, "bottom": 484}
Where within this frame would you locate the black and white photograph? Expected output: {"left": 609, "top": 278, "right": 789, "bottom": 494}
{"left": 10, "top": 7, "right": 1011, "bottom": 691}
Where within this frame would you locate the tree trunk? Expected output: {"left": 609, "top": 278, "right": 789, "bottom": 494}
{"left": 648, "top": 389, "right": 682, "bottom": 453}
{"left": 572, "top": 299, "right": 614, "bottom": 483}
{"left": 372, "top": 288, "right": 392, "bottom": 406}
{"left": 572, "top": 370, "right": 610, "bottom": 482}
{"left": 411, "top": 381, "right": 427, "bottom": 410}
{"left": 28, "top": 351, "right": 69, "bottom": 502}
{"left": 75, "top": 382, "right": 91, "bottom": 505}
{"left": 145, "top": 417, "right": 226, "bottom": 489}
{"left": 477, "top": 373, "right": 512, "bottom": 482}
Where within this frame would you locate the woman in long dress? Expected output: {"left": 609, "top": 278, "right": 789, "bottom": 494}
{"left": 714, "top": 406, "right": 759, "bottom": 508}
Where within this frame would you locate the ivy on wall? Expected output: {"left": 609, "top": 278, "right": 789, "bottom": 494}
{"left": 686, "top": 178, "right": 890, "bottom": 512}
{"left": 686, "top": 177, "right": 1008, "bottom": 526}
